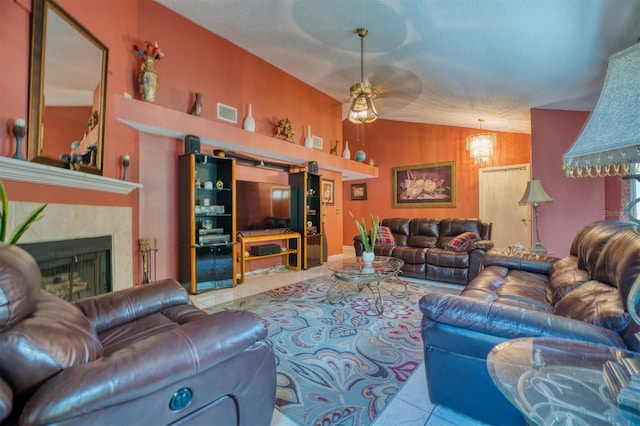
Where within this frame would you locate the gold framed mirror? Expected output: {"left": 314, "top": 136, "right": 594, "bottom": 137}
{"left": 28, "top": 0, "right": 108, "bottom": 175}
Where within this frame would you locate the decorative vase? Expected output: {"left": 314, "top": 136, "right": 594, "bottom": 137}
{"left": 304, "top": 125, "right": 314, "bottom": 148}
{"left": 368, "top": 158, "right": 375, "bottom": 166}
{"left": 362, "top": 251, "right": 375, "bottom": 269}
{"left": 342, "top": 140, "right": 351, "bottom": 160}
{"left": 243, "top": 104, "right": 255, "bottom": 132}
{"left": 355, "top": 150, "right": 366, "bottom": 162}
{"left": 190, "top": 92, "right": 202, "bottom": 116}
{"left": 138, "top": 57, "right": 158, "bottom": 103}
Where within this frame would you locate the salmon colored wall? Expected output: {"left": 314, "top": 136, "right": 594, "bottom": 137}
{"left": 530, "top": 108, "right": 606, "bottom": 257}
{"left": 341, "top": 119, "right": 531, "bottom": 245}
{"left": 0, "top": 0, "right": 342, "bottom": 283}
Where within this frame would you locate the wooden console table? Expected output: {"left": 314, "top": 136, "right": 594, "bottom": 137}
{"left": 237, "top": 232, "right": 301, "bottom": 283}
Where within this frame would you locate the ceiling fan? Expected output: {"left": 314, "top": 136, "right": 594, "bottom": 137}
{"left": 348, "top": 28, "right": 379, "bottom": 124}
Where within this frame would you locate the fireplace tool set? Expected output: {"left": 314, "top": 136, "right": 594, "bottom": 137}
{"left": 138, "top": 238, "right": 158, "bottom": 284}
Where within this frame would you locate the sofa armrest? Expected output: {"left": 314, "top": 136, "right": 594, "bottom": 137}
{"left": 482, "top": 251, "right": 557, "bottom": 275}
{"left": 419, "top": 291, "right": 626, "bottom": 348}
{"left": 75, "top": 279, "right": 191, "bottom": 333}
{"left": 470, "top": 239, "right": 494, "bottom": 251}
{"left": 21, "top": 310, "right": 269, "bottom": 425}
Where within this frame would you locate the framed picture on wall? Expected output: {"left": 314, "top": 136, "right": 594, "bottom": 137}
{"left": 393, "top": 161, "right": 456, "bottom": 207}
{"left": 350, "top": 183, "right": 367, "bottom": 200}
{"left": 322, "top": 178, "right": 334, "bottom": 205}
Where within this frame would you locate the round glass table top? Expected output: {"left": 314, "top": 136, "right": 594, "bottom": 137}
{"left": 328, "top": 256, "right": 403, "bottom": 281}
{"left": 487, "top": 337, "right": 640, "bottom": 426}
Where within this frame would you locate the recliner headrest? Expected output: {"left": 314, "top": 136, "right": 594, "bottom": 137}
{"left": 0, "top": 243, "right": 41, "bottom": 331}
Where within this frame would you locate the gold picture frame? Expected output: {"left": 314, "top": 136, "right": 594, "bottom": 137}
{"left": 393, "top": 161, "right": 456, "bottom": 207}
{"left": 322, "top": 178, "right": 335, "bottom": 205}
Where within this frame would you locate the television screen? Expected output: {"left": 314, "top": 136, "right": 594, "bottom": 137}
{"left": 236, "top": 180, "right": 292, "bottom": 231}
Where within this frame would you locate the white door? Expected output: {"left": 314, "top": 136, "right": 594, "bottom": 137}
{"left": 479, "top": 164, "right": 531, "bottom": 250}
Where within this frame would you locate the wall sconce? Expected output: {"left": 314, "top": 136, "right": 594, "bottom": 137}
{"left": 466, "top": 119, "right": 496, "bottom": 165}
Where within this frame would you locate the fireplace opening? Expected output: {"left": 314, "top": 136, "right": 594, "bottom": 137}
{"left": 19, "top": 236, "right": 112, "bottom": 302}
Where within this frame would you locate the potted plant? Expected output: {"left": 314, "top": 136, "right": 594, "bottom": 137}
{"left": 0, "top": 180, "right": 47, "bottom": 244}
{"left": 349, "top": 211, "right": 379, "bottom": 267}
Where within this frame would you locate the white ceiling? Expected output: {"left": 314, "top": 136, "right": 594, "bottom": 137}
{"left": 155, "top": 0, "right": 640, "bottom": 134}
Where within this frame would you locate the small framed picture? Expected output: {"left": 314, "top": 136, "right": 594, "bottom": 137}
{"left": 351, "top": 183, "right": 367, "bottom": 200}
{"left": 322, "top": 178, "right": 335, "bottom": 205}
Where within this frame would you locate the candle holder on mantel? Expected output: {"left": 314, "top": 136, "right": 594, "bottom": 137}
{"left": 13, "top": 118, "right": 26, "bottom": 160}
{"left": 138, "top": 238, "right": 158, "bottom": 284}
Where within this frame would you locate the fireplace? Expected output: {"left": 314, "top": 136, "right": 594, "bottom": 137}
{"left": 19, "top": 236, "right": 112, "bottom": 302}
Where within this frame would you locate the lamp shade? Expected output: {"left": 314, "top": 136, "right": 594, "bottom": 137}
{"left": 563, "top": 42, "right": 640, "bottom": 178}
{"left": 519, "top": 180, "right": 553, "bottom": 205}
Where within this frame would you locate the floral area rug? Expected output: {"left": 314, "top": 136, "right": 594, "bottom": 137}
{"left": 205, "top": 275, "right": 460, "bottom": 426}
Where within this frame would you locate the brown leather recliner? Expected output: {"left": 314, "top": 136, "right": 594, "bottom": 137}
{"left": 0, "top": 243, "right": 276, "bottom": 425}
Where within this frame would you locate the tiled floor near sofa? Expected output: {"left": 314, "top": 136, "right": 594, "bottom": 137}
{"left": 191, "top": 249, "right": 488, "bottom": 426}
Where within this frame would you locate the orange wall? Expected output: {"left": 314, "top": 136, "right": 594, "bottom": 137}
{"left": 341, "top": 119, "right": 531, "bottom": 244}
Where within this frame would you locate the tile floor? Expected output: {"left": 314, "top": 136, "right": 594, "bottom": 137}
{"left": 191, "top": 248, "right": 488, "bottom": 426}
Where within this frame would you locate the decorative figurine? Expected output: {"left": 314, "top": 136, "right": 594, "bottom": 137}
{"left": 330, "top": 140, "right": 339, "bottom": 156}
{"left": 274, "top": 118, "right": 295, "bottom": 142}
{"left": 190, "top": 91, "right": 202, "bottom": 116}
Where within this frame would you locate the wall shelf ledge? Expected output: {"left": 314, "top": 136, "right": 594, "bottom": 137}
{"left": 115, "top": 95, "right": 377, "bottom": 181}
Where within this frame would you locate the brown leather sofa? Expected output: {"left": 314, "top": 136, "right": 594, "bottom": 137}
{"left": 354, "top": 218, "right": 493, "bottom": 284}
{"left": 419, "top": 220, "right": 640, "bottom": 425}
{"left": 0, "top": 243, "right": 276, "bottom": 425}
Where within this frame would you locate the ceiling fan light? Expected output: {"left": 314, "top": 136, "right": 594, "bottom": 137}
{"left": 348, "top": 93, "right": 378, "bottom": 124}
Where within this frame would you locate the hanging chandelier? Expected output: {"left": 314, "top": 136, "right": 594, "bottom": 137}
{"left": 348, "top": 28, "right": 379, "bottom": 124}
{"left": 466, "top": 119, "right": 496, "bottom": 165}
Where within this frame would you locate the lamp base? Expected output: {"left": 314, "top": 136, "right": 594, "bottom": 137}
{"left": 530, "top": 241, "right": 548, "bottom": 254}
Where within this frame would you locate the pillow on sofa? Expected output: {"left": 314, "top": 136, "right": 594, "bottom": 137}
{"left": 444, "top": 231, "right": 479, "bottom": 252}
{"left": 376, "top": 226, "right": 396, "bottom": 245}
{"left": 554, "top": 280, "right": 631, "bottom": 334}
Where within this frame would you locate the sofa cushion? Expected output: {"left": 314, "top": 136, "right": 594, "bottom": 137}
{"left": 554, "top": 280, "right": 631, "bottom": 334}
{"left": 547, "top": 256, "right": 590, "bottom": 304}
{"left": 407, "top": 235, "right": 437, "bottom": 248}
{"left": 392, "top": 246, "right": 428, "bottom": 264}
{"left": 375, "top": 226, "right": 396, "bottom": 245}
{"left": 444, "top": 231, "right": 479, "bottom": 252}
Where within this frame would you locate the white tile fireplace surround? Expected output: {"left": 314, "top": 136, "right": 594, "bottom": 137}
{"left": 8, "top": 202, "right": 133, "bottom": 292}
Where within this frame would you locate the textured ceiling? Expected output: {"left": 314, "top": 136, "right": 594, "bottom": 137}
{"left": 155, "top": 0, "right": 640, "bottom": 134}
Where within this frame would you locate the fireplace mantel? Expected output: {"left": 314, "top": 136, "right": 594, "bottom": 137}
{"left": 0, "top": 156, "right": 141, "bottom": 194}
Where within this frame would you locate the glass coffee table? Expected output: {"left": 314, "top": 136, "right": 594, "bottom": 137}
{"left": 487, "top": 337, "right": 640, "bottom": 426}
{"left": 327, "top": 256, "right": 405, "bottom": 314}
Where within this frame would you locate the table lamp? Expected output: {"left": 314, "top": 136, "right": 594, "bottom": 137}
{"left": 519, "top": 180, "right": 553, "bottom": 254}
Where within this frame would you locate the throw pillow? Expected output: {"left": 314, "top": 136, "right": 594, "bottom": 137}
{"left": 444, "top": 231, "right": 479, "bottom": 252}
{"left": 554, "top": 280, "right": 631, "bottom": 334}
{"left": 375, "top": 226, "right": 396, "bottom": 246}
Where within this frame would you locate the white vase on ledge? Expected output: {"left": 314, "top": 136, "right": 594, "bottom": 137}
{"left": 304, "top": 125, "right": 314, "bottom": 148}
{"left": 342, "top": 140, "right": 351, "bottom": 160}
{"left": 243, "top": 104, "right": 255, "bottom": 132}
